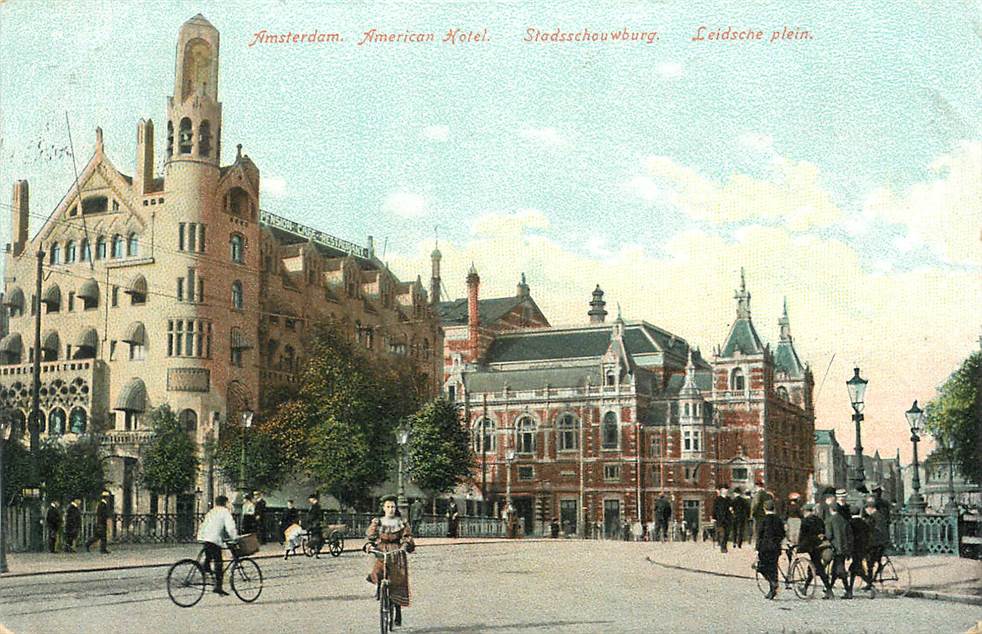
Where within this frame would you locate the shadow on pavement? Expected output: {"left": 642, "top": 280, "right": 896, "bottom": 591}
{"left": 409, "top": 620, "right": 615, "bottom": 633}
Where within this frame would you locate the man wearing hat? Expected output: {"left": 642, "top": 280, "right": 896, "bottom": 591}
{"left": 85, "top": 491, "right": 112, "bottom": 554}
{"left": 64, "top": 498, "right": 82, "bottom": 553}
{"left": 755, "top": 499, "right": 786, "bottom": 599}
{"left": 304, "top": 493, "right": 323, "bottom": 558}
{"left": 798, "top": 502, "right": 833, "bottom": 599}
{"left": 45, "top": 500, "right": 62, "bottom": 554}
{"left": 712, "top": 485, "right": 732, "bottom": 553}
{"left": 730, "top": 488, "right": 749, "bottom": 549}
{"left": 864, "top": 497, "right": 890, "bottom": 590}
{"left": 750, "top": 482, "right": 772, "bottom": 544}
{"left": 863, "top": 484, "right": 891, "bottom": 523}
{"left": 814, "top": 486, "right": 836, "bottom": 525}
{"left": 253, "top": 491, "right": 268, "bottom": 543}
{"left": 834, "top": 488, "right": 850, "bottom": 517}
{"left": 824, "top": 495, "right": 852, "bottom": 597}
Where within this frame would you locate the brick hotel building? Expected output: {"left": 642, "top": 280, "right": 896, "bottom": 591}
{"left": 1, "top": 15, "right": 441, "bottom": 514}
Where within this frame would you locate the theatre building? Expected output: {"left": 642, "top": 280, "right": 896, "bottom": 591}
{"left": 447, "top": 271, "right": 815, "bottom": 537}
{"left": 0, "top": 15, "right": 441, "bottom": 514}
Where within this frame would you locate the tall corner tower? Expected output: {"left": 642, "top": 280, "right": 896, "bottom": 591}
{"left": 166, "top": 14, "right": 222, "bottom": 199}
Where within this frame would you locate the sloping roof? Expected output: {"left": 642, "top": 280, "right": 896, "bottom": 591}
{"left": 721, "top": 318, "right": 765, "bottom": 357}
{"left": 664, "top": 371, "right": 714, "bottom": 394}
{"left": 464, "top": 366, "right": 603, "bottom": 392}
{"left": 814, "top": 429, "right": 837, "bottom": 446}
{"left": 775, "top": 339, "right": 806, "bottom": 378}
{"left": 437, "top": 296, "right": 524, "bottom": 326}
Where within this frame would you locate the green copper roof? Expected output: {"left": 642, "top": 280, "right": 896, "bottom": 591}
{"left": 814, "top": 429, "right": 836, "bottom": 446}
{"left": 721, "top": 319, "right": 765, "bottom": 357}
{"left": 774, "top": 340, "right": 806, "bottom": 378}
{"left": 437, "top": 296, "right": 542, "bottom": 326}
{"left": 463, "top": 366, "right": 603, "bottom": 392}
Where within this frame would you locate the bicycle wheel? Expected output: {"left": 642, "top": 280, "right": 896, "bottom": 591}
{"left": 302, "top": 535, "right": 315, "bottom": 558}
{"left": 877, "top": 557, "right": 910, "bottom": 597}
{"left": 167, "top": 558, "right": 206, "bottom": 608}
{"left": 777, "top": 552, "right": 792, "bottom": 589}
{"left": 379, "top": 583, "right": 390, "bottom": 634}
{"left": 230, "top": 557, "right": 264, "bottom": 603}
{"left": 790, "top": 558, "right": 817, "bottom": 599}
{"left": 752, "top": 557, "right": 769, "bottom": 596}
{"left": 329, "top": 531, "right": 344, "bottom": 557}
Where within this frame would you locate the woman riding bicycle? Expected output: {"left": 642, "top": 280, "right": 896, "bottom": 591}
{"left": 364, "top": 495, "right": 415, "bottom": 628}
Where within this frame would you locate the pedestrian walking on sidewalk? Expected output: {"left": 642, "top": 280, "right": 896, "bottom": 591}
{"left": 824, "top": 495, "right": 852, "bottom": 597}
{"left": 196, "top": 495, "right": 238, "bottom": 596}
{"left": 410, "top": 498, "right": 425, "bottom": 535}
{"left": 864, "top": 498, "right": 889, "bottom": 589}
{"left": 64, "top": 498, "right": 82, "bottom": 552}
{"left": 798, "top": 503, "right": 833, "bottom": 599}
{"left": 731, "top": 488, "right": 749, "bottom": 549}
{"left": 85, "top": 491, "right": 112, "bottom": 554}
{"left": 756, "top": 499, "right": 785, "bottom": 599}
{"left": 848, "top": 505, "right": 873, "bottom": 598}
{"left": 654, "top": 494, "right": 672, "bottom": 542}
{"left": 45, "top": 500, "right": 62, "bottom": 553}
{"left": 712, "top": 485, "right": 732, "bottom": 553}
{"left": 253, "top": 491, "right": 267, "bottom": 543}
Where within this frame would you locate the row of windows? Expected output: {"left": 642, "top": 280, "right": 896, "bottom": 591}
{"left": 166, "top": 320, "right": 213, "bottom": 358}
{"left": 167, "top": 117, "right": 215, "bottom": 158}
{"left": 49, "top": 234, "right": 139, "bottom": 265}
{"left": 178, "top": 223, "right": 206, "bottom": 253}
{"left": 470, "top": 412, "right": 622, "bottom": 454}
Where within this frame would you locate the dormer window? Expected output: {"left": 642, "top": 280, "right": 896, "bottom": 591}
{"left": 605, "top": 369, "right": 616, "bottom": 386}
{"left": 730, "top": 368, "right": 745, "bottom": 391}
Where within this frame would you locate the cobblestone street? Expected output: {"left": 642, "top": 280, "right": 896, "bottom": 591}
{"left": 1, "top": 540, "right": 980, "bottom": 633}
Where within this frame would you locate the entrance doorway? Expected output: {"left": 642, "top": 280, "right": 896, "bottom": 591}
{"left": 122, "top": 457, "right": 137, "bottom": 516}
{"left": 560, "top": 499, "right": 578, "bottom": 535}
{"left": 512, "top": 497, "right": 533, "bottom": 536}
{"left": 603, "top": 499, "right": 621, "bottom": 539}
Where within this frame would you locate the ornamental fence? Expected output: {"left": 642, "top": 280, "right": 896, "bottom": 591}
{"left": 889, "top": 510, "right": 960, "bottom": 556}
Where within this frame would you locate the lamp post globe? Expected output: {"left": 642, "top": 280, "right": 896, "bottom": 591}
{"left": 905, "top": 400, "right": 928, "bottom": 512}
{"left": 846, "top": 367, "right": 869, "bottom": 494}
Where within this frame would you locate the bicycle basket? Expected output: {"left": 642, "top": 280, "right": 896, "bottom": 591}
{"left": 236, "top": 533, "right": 260, "bottom": 556}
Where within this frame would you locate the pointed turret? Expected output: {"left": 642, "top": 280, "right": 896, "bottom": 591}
{"left": 588, "top": 285, "right": 608, "bottom": 323}
{"left": 774, "top": 298, "right": 805, "bottom": 378}
{"left": 516, "top": 272, "right": 530, "bottom": 298}
{"left": 429, "top": 236, "right": 442, "bottom": 306}
{"left": 720, "top": 269, "right": 764, "bottom": 357}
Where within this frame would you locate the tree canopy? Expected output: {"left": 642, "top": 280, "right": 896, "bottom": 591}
{"left": 406, "top": 398, "right": 473, "bottom": 495}
{"left": 925, "top": 350, "right": 981, "bottom": 485}
{"left": 140, "top": 405, "right": 198, "bottom": 508}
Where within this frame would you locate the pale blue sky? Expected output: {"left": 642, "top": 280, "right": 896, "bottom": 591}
{"left": 1, "top": 1, "right": 980, "bottom": 460}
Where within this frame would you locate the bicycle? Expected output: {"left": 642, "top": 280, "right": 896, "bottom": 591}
{"left": 367, "top": 546, "right": 404, "bottom": 634}
{"left": 166, "top": 538, "right": 264, "bottom": 607}
{"left": 302, "top": 528, "right": 345, "bottom": 558}
{"left": 753, "top": 544, "right": 817, "bottom": 599}
{"left": 868, "top": 551, "right": 910, "bottom": 597}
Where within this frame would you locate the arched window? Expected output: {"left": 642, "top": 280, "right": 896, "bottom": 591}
{"left": 80, "top": 239, "right": 90, "bottom": 262}
{"left": 34, "top": 410, "right": 46, "bottom": 434}
{"left": 516, "top": 415, "right": 536, "bottom": 454}
{"left": 167, "top": 120, "right": 174, "bottom": 157}
{"left": 602, "top": 411, "right": 619, "bottom": 449}
{"left": 127, "top": 233, "right": 139, "bottom": 257}
{"left": 730, "top": 368, "right": 745, "bottom": 391}
{"left": 605, "top": 370, "right": 616, "bottom": 386}
{"left": 557, "top": 413, "right": 579, "bottom": 451}
{"left": 112, "top": 234, "right": 124, "bottom": 258}
{"left": 178, "top": 117, "right": 193, "bottom": 154}
{"left": 684, "top": 403, "right": 690, "bottom": 417}
{"left": 776, "top": 386, "right": 789, "bottom": 401}
{"left": 226, "top": 187, "right": 250, "bottom": 218}
{"left": 69, "top": 407, "right": 87, "bottom": 434}
{"left": 230, "top": 234, "right": 244, "bottom": 263}
{"left": 49, "top": 244, "right": 61, "bottom": 264}
{"left": 231, "top": 281, "right": 244, "bottom": 310}
{"left": 95, "top": 237, "right": 106, "bottom": 260}
{"left": 65, "top": 240, "right": 77, "bottom": 263}
{"left": 180, "top": 409, "right": 198, "bottom": 433}
{"left": 199, "top": 120, "right": 211, "bottom": 157}
{"left": 49, "top": 408, "right": 67, "bottom": 435}
{"left": 472, "top": 417, "right": 495, "bottom": 454}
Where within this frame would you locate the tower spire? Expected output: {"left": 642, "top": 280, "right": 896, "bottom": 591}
{"left": 429, "top": 229, "right": 442, "bottom": 306}
{"left": 735, "top": 268, "right": 751, "bottom": 320}
{"left": 779, "top": 297, "right": 791, "bottom": 341}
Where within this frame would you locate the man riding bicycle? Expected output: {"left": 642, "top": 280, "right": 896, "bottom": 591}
{"left": 196, "top": 495, "right": 239, "bottom": 596}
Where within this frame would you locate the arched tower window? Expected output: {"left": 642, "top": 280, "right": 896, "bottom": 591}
{"left": 776, "top": 386, "right": 789, "bottom": 401}
{"left": 112, "top": 234, "right": 124, "bottom": 258}
{"left": 95, "top": 237, "right": 106, "bottom": 260}
{"left": 199, "top": 120, "right": 211, "bottom": 157}
{"left": 226, "top": 188, "right": 250, "bottom": 218}
{"left": 65, "top": 241, "right": 76, "bottom": 263}
{"left": 472, "top": 417, "right": 496, "bottom": 454}
{"left": 230, "top": 234, "right": 244, "bottom": 263}
{"left": 602, "top": 411, "right": 619, "bottom": 449}
{"left": 167, "top": 120, "right": 174, "bottom": 157}
{"left": 178, "top": 118, "right": 193, "bottom": 154}
{"left": 49, "top": 244, "right": 61, "bottom": 264}
{"left": 730, "top": 368, "right": 746, "bottom": 391}
{"left": 180, "top": 409, "right": 198, "bottom": 433}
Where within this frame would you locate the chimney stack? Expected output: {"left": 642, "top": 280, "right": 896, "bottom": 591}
{"left": 467, "top": 263, "right": 480, "bottom": 355}
{"left": 134, "top": 119, "right": 155, "bottom": 194}
{"left": 588, "top": 284, "right": 607, "bottom": 323}
{"left": 11, "top": 180, "right": 29, "bottom": 257}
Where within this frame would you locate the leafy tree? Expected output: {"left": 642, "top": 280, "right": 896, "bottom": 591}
{"left": 406, "top": 398, "right": 473, "bottom": 495}
{"left": 214, "top": 424, "right": 285, "bottom": 494}
{"left": 50, "top": 438, "right": 105, "bottom": 501}
{"left": 925, "top": 351, "right": 982, "bottom": 485}
{"left": 1, "top": 437, "right": 32, "bottom": 505}
{"left": 140, "top": 405, "right": 198, "bottom": 516}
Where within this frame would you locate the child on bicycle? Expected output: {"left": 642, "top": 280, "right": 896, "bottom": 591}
{"left": 364, "top": 495, "right": 415, "bottom": 627}
{"left": 196, "top": 495, "right": 239, "bottom": 596}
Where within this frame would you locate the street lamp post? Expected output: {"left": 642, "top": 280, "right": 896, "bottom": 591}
{"left": 905, "top": 401, "right": 927, "bottom": 512}
{"left": 0, "top": 412, "right": 11, "bottom": 573}
{"left": 936, "top": 429, "right": 958, "bottom": 513}
{"left": 396, "top": 424, "right": 410, "bottom": 519}
{"left": 505, "top": 450, "right": 515, "bottom": 511}
{"left": 846, "top": 367, "right": 869, "bottom": 495}
{"left": 236, "top": 410, "right": 253, "bottom": 517}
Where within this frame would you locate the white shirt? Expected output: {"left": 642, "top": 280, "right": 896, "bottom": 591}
{"left": 242, "top": 501, "right": 256, "bottom": 516}
{"left": 197, "top": 506, "right": 239, "bottom": 545}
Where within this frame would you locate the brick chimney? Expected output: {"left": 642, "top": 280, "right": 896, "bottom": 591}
{"left": 466, "top": 263, "right": 480, "bottom": 356}
{"left": 11, "top": 180, "right": 29, "bottom": 257}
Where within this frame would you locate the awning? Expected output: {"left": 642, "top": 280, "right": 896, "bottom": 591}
{"left": 75, "top": 328, "right": 99, "bottom": 350}
{"left": 231, "top": 329, "right": 253, "bottom": 350}
{"left": 41, "top": 284, "right": 61, "bottom": 306}
{"left": 3, "top": 287, "right": 24, "bottom": 310}
{"left": 0, "top": 333, "right": 23, "bottom": 354}
{"left": 124, "top": 274, "right": 147, "bottom": 296}
{"left": 122, "top": 322, "right": 146, "bottom": 345}
{"left": 78, "top": 278, "right": 99, "bottom": 301}
{"left": 114, "top": 377, "right": 147, "bottom": 412}
{"left": 41, "top": 330, "right": 60, "bottom": 353}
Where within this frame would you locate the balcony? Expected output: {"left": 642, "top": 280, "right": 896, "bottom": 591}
{"left": 98, "top": 430, "right": 155, "bottom": 448}
{"left": 0, "top": 360, "right": 106, "bottom": 416}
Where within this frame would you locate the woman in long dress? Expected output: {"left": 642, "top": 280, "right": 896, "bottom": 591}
{"left": 365, "top": 495, "right": 415, "bottom": 627}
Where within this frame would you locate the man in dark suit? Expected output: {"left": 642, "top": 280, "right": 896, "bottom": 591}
{"left": 45, "top": 500, "right": 62, "bottom": 553}
{"left": 824, "top": 499, "right": 852, "bottom": 597}
{"left": 730, "top": 488, "right": 749, "bottom": 548}
{"left": 253, "top": 491, "right": 267, "bottom": 543}
{"left": 279, "top": 499, "right": 300, "bottom": 544}
{"left": 756, "top": 499, "right": 786, "bottom": 599}
{"left": 654, "top": 494, "right": 672, "bottom": 541}
{"left": 798, "top": 503, "right": 833, "bottom": 599}
{"left": 712, "top": 486, "right": 732, "bottom": 553}
{"left": 847, "top": 505, "right": 872, "bottom": 599}
{"left": 864, "top": 498, "right": 890, "bottom": 591}
{"left": 64, "top": 498, "right": 82, "bottom": 552}
{"left": 85, "top": 491, "right": 112, "bottom": 554}
{"left": 304, "top": 493, "right": 323, "bottom": 558}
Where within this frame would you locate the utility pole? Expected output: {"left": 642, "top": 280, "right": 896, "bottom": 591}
{"left": 481, "top": 394, "right": 488, "bottom": 516}
{"left": 29, "top": 249, "right": 44, "bottom": 551}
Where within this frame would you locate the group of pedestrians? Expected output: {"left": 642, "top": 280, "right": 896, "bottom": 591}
{"left": 711, "top": 485, "right": 757, "bottom": 552}
{"left": 240, "top": 491, "right": 269, "bottom": 542}
{"left": 43, "top": 490, "right": 112, "bottom": 554}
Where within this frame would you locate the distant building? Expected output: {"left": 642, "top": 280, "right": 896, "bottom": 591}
{"left": 913, "top": 451, "right": 981, "bottom": 510}
{"left": 814, "top": 429, "right": 847, "bottom": 493}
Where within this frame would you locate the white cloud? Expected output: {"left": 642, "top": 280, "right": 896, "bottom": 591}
{"left": 655, "top": 62, "right": 683, "bottom": 79}
{"left": 519, "top": 126, "right": 567, "bottom": 148}
{"left": 623, "top": 175, "right": 662, "bottom": 203}
{"left": 422, "top": 125, "right": 449, "bottom": 142}
{"left": 862, "top": 141, "right": 982, "bottom": 266}
{"left": 261, "top": 175, "right": 287, "bottom": 199}
{"left": 470, "top": 208, "right": 549, "bottom": 237}
{"left": 382, "top": 191, "right": 429, "bottom": 218}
